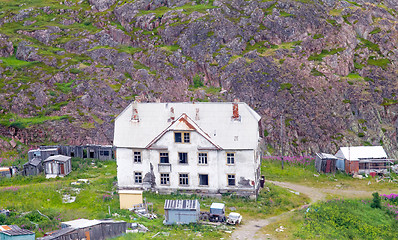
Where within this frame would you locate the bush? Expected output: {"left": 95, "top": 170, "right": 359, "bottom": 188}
{"left": 192, "top": 74, "right": 204, "bottom": 88}
{"left": 371, "top": 192, "right": 381, "bottom": 209}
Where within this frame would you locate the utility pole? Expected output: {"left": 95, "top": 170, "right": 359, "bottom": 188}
{"left": 280, "top": 115, "right": 284, "bottom": 170}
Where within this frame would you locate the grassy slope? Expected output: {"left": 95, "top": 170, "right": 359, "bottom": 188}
{"left": 0, "top": 158, "right": 308, "bottom": 239}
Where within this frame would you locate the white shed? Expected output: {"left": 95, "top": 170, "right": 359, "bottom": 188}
{"left": 43, "top": 155, "right": 72, "bottom": 178}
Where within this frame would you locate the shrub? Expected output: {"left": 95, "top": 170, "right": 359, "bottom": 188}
{"left": 371, "top": 192, "right": 381, "bottom": 209}
{"left": 192, "top": 74, "right": 204, "bottom": 88}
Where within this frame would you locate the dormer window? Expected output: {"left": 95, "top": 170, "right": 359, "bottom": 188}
{"left": 175, "top": 132, "right": 190, "bottom": 143}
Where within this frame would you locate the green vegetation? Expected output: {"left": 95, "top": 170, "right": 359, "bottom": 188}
{"left": 137, "top": 4, "right": 218, "bottom": 17}
{"left": 0, "top": 113, "right": 68, "bottom": 129}
{"left": 0, "top": 56, "right": 39, "bottom": 69}
{"left": 367, "top": 56, "right": 391, "bottom": 68}
{"left": 192, "top": 74, "right": 204, "bottom": 88}
{"left": 313, "top": 33, "right": 324, "bottom": 39}
{"left": 381, "top": 98, "right": 398, "bottom": 106}
{"left": 369, "top": 27, "right": 381, "bottom": 34}
{"left": 308, "top": 48, "right": 345, "bottom": 61}
{"left": 55, "top": 80, "right": 75, "bottom": 93}
{"left": 280, "top": 11, "right": 294, "bottom": 17}
{"left": 295, "top": 199, "right": 398, "bottom": 239}
{"left": 279, "top": 83, "right": 293, "bottom": 91}
{"left": 358, "top": 37, "right": 380, "bottom": 52}
{"left": 311, "top": 68, "right": 324, "bottom": 76}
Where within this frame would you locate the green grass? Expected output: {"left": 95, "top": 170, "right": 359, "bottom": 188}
{"left": 294, "top": 199, "right": 398, "bottom": 239}
{"left": 367, "top": 56, "right": 390, "bottom": 68}
{"left": 0, "top": 56, "right": 39, "bottom": 69}
{"left": 137, "top": 4, "right": 218, "bottom": 17}
{"left": 0, "top": 113, "right": 68, "bottom": 129}
{"left": 308, "top": 48, "right": 345, "bottom": 61}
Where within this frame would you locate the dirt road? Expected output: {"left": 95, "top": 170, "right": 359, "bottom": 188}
{"left": 230, "top": 180, "right": 395, "bottom": 240}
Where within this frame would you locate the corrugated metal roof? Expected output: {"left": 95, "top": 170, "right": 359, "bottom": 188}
{"left": 61, "top": 219, "right": 101, "bottom": 229}
{"left": 1, "top": 228, "right": 35, "bottom": 236}
{"left": 335, "top": 146, "right": 387, "bottom": 161}
{"left": 164, "top": 200, "right": 199, "bottom": 210}
{"left": 43, "top": 155, "right": 71, "bottom": 163}
{"left": 316, "top": 153, "right": 338, "bottom": 160}
{"left": 38, "top": 227, "right": 75, "bottom": 240}
{"left": 210, "top": 203, "right": 225, "bottom": 210}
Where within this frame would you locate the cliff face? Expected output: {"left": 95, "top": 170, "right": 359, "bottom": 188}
{"left": 0, "top": 0, "right": 398, "bottom": 158}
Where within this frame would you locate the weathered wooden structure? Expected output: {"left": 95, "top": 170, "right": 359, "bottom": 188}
{"left": 23, "top": 158, "right": 44, "bottom": 176}
{"left": 34, "top": 145, "right": 114, "bottom": 160}
{"left": 335, "top": 146, "right": 394, "bottom": 174}
{"left": 163, "top": 199, "right": 200, "bottom": 225}
{"left": 315, "top": 153, "right": 338, "bottom": 173}
{"left": 43, "top": 155, "right": 72, "bottom": 178}
{"left": 28, "top": 148, "right": 58, "bottom": 162}
{"left": 0, "top": 225, "right": 35, "bottom": 240}
{"left": 37, "top": 219, "right": 126, "bottom": 240}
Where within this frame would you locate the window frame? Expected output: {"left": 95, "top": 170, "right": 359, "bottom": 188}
{"left": 179, "top": 173, "right": 189, "bottom": 186}
{"left": 134, "top": 151, "right": 142, "bottom": 163}
{"left": 226, "top": 152, "right": 235, "bottom": 165}
{"left": 198, "top": 152, "right": 208, "bottom": 165}
{"left": 134, "top": 172, "right": 142, "bottom": 184}
{"left": 160, "top": 173, "right": 170, "bottom": 186}
{"left": 178, "top": 152, "right": 188, "bottom": 164}
{"left": 159, "top": 152, "right": 169, "bottom": 164}
{"left": 198, "top": 174, "right": 209, "bottom": 186}
{"left": 174, "top": 131, "right": 191, "bottom": 143}
{"left": 227, "top": 174, "right": 236, "bottom": 186}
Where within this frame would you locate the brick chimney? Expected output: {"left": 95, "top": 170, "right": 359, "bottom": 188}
{"left": 232, "top": 99, "right": 240, "bottom": 120}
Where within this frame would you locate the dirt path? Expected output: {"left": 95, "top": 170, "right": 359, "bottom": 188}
{"left": 230, "top": 180, "right": 396, "bottom": 240}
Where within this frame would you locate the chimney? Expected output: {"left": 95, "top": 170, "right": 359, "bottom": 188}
{"left": 131, "top": 96, "right": 141, "bottom": 122}
{"left": 232, "top": 99, "right": 240, "bottom": 120}
{"left": 170, "top": 107, "right": 175, "bottom": 121}
{"left": 195, "top": 108, "right": 200, "bottom": 120}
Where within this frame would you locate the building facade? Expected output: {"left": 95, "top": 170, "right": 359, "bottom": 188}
{"left": 114, "top": 101, "right": 262, "bottom": 200}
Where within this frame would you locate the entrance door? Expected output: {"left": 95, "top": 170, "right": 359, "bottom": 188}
{"left": 326, "top": 160, "right": 331, "bottom": 173}
{"left": 60, "top": 164, "right": 65, "bottom": 175}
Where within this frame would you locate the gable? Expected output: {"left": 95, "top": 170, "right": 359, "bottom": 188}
{"left": 113, "top": 102, "right": 261, "bottom": 149}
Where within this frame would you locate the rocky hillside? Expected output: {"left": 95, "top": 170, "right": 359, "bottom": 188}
{"left": 1, "top": 0, "right": 398, "bottom": 158}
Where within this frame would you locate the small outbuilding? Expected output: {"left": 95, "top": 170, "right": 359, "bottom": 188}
{"left": 163, "top": 200, "right": 200, "bottom": 225}
{"left": 23, "top": 158, "right": 44, "bottom": 176}
{"left": 0, "top": 225, "right": 35, "bottom": 240}
{"left": 315, "top": 153, "right": 338, "bottom": 173}
{"left": 0, "top": 168, "right": 11, "bottom": 178}
{"left": 43, "top": 155, "right": 72, "bottom": 178}
{"left": 335, "top": 146, "right": 392, "bottom": 174}
{"left": 28, "top": 148, "right": 58, "bottom": 162}
{"left": 37, "top": 219, "right": 126, "bottom": 240}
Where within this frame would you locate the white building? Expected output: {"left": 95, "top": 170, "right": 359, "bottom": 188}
{"left": 113, "top": 101, "right": 262, "bottom": 201}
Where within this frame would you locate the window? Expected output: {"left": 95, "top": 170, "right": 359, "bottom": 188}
{"left": 175, "top": 132, "right": 190, "bottom": 143}
{"left": 160, "top": 152, "right": 169, "bottom": 163}
{"left": 175, "top": 132, "right": 182, "bottom": 142}
{"left": 104, "top": 151, "right": 109, "bottom": 156}
{"left": 227, "top": 174, "right": 235, "bottom": 186}
{"left": 199, "top": 174, "right": 209, "bottom": 186}
{"left": 179, "top": 152, "right": 188, "bottom": 164}
{"left": 227, "top": 153, "right": 235, "bottom": 165}
{"left": 160, "top": 173, "right": 170, "bottom": 185}
{"left": 134, "top": 172, "right": 142, "bottom": 184}
{"left": 198, "top": 153, "right": 208, "bottom": 165}
{"left": 179, "top": 173, "right": 189, "bottom": 186}
{"left": 134, "top": 152, "right": 141, "bottom": 163}
{"left": 184, "top": 132, "right": 190, "bottom": 143}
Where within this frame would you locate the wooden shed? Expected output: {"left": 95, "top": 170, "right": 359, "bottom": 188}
{"left": 37, "top": 219, "right": 126, "bottom": 240}
{"left": 0, "top": 225, "right": 35, "bottom": 240}
{"left": 43, "top": 155, "right": 72, "bottom": 178}
{"left": 163, "top": 200, "right": 200, "bottom": 225}
{"left": 315, "top": 153, "right": 338, "bottom": 173}
{"left": 23, "top": 157, "right": 44, "bottom": 176}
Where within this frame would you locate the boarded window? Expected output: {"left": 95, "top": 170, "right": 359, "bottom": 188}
{"left": 198, "top": 153, "right": 208, "bottom": 165}
{"left": 179, "top": 173, "right": 189, "bottom": 186}
{"left": 179, "top": 152, "right": 188, "bottom": 164}
{"left": 227, "top": 153, "right": 235, "bottom": 165}
{"left": 160, "top": 173, "right": 170, "bottom": 185}
{"left": 199, "top": 174, "right": 209, "bottom": 186}
{"left": 228, "top": 174, "right": 235, "bottom": 186}
{"left": 134, "top": 172, "right": 142, "bottom": 183}
{"left": 160, "top": 153, "right": 169, "bottom": 163}
{"left": 134, "top": 152, "right": 141, "bottom": 163}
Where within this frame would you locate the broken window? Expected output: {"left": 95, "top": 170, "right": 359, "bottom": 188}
{"left": 160, "top": 173, "right": 170, "bottom": 185}
{"left": 199, "top": 174, "right": 209, "bottom": 186}
{"left": 179, "top": 152, "right": 188, "bottom": 164}
{"left": 179, "top": 173, "right": 189, "bottom": 186}
{"left": 228, "top": 174, "right": 235, "bottom": 186}
{"left": 134, "top": 152, "right": 141, "bottom": 163}
{"left": 227, "top": 153, "right": 235, "bottom": 165}
{"left": 160, "top": 152, "right": 169, "bottom": 163}
{"left": 175, "top": 132, "right": 190, "bottom": 143}
{"left": 198, "top": 153, "right": 208, "bottom": 165}
{"left": 134, "top": 172, "right": 142, "bottom": 184}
